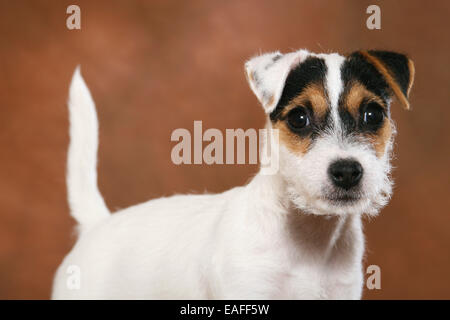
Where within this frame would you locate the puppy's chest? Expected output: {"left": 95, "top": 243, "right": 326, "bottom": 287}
{"left": 272, "top": 235, "right": 363, "bottom": 299}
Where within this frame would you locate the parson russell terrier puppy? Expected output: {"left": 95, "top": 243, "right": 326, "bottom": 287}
{"left": 52, "top": 49, "right": 415, "bottom": 299}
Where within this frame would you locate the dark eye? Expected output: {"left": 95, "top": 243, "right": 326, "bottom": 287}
{"left": 362, "top": 102, "right": 384, "bottom": 128}
{"left": 287, "top": 107, "right": 310, "bottom": 131}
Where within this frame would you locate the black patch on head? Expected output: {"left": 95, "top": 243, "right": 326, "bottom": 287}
{"left": 340, "top": 52, "right": 390, "bottom": 102}
{"left": 339, "top": 51, "right": 393, "bottom": 136}
{"left": 270, "top": 57, "right": 327, "bottom": 121}
{"left": 367, "top": 50, "right": 411, "bottom": 97}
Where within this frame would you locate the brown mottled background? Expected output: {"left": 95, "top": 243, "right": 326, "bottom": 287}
{"left": 0, "top": 0, "right": 449, "bottom": 299}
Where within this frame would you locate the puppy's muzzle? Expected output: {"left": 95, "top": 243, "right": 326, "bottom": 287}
{"left": 328, "top": 159, "right": 363, "bottom": 190}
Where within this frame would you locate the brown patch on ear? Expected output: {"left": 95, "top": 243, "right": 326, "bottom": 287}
{"left": 280, "top": 83, "right": 329, "bottom": 118}
{"left": 360, "top": 51, "right": 411, "bottom": 110}
{"left": 407, "top": 58, "right": 415, "bottom": 96}
{"left": 247, "top": 70, "right": 255, "bottom": 82}
{"left": 273, "top": 121, "right": 311, "bottom": 155}
{"left": 345, "top": 81, "right": 386, "bottom": 116}
{"left": 368, "top": 119, "right": 393, "bottom": 158}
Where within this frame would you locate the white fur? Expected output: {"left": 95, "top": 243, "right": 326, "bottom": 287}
{"left": 53, "top": 51, "right": 394, "bottom": 299}
{"left": 318, "top": 53, "right": 346, "bottom": 126}
{"left": 245, "top": 50, "right": 309, "bottom": 113}
{"left": 66, "top": 67, "right": 110, "bottom": 229}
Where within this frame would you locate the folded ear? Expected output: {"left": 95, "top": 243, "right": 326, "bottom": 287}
{"left": 245, "top": 50, "right": 310, "bottom": 113}
{"left": 360, "top": 50, "right": 415, "bottom": 109}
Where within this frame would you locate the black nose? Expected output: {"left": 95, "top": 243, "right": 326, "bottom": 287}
{"left": 328, "top": 159, "right": 363, "bottom": 190}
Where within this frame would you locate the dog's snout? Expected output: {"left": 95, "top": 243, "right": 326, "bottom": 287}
{"left": 328, "top": 159, "right": 363, "bottom": 190}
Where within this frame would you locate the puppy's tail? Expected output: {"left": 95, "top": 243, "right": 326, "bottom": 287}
{"left": 66, "top": 67, "right": 110, "bottom": 230}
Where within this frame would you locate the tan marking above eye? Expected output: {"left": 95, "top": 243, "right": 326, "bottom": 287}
{"left": 280, "top": 83, "right": 329, "bottom": 119}
{"left": 344, "top": 81, "right": 386, "bottom": 116}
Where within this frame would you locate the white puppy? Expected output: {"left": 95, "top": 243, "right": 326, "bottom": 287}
{"left": 52, "top": 49, "right": 414, "bottom": 299}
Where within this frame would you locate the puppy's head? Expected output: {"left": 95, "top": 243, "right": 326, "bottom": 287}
{"left": 246, "top": 49, "right": 415, "bottom": 215}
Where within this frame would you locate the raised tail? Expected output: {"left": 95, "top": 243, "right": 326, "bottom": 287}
{"left": 66, "top": 67, "right": 110, "bottom": 230}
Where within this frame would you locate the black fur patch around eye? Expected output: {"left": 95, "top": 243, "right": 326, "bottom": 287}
{"left": 339, "top": 108, "right": 357, "bottom": 134}
{"left": 358, "top": 101, "right": 386, "bottom": 133}
{"left": 270, "top": 57, "right": 327, "bottom": 121}
{"left": 338, "top": 99, "right": 387, "bottom": 136}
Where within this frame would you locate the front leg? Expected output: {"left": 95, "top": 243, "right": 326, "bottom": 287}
{"left": 216, "top": 268, "right": 282, "bottom": 299}
{"left": 325, "top": 269, "right": 364, "bottom": 299}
